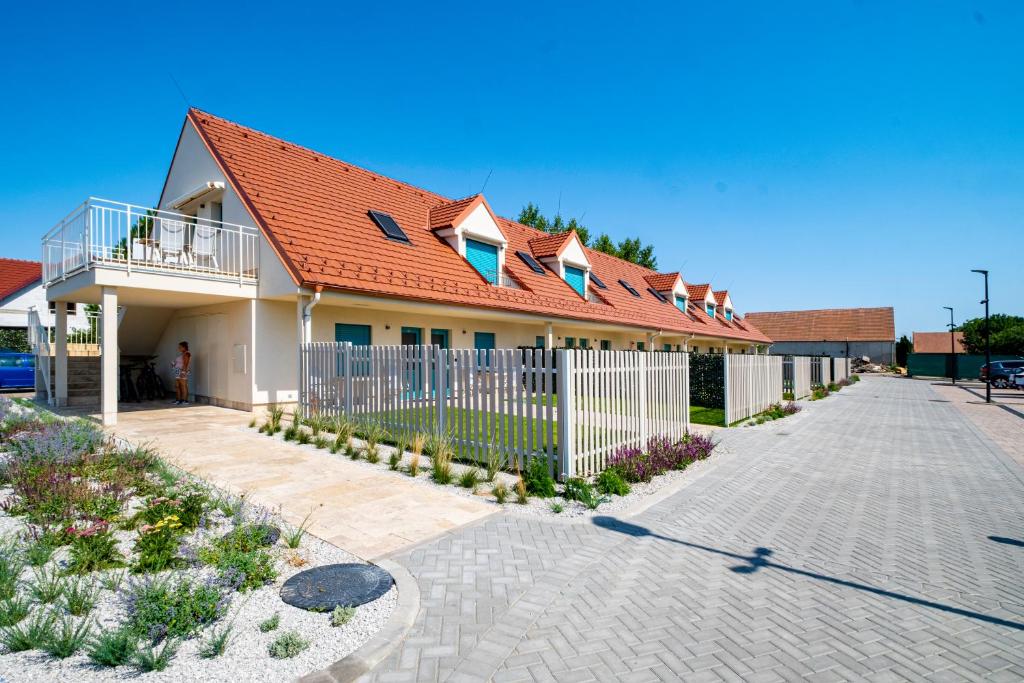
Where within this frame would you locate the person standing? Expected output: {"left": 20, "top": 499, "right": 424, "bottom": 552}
{"left": 172, "top": 341, "right": 192, "bottom": 405}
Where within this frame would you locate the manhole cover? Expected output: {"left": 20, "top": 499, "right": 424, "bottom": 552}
{"left": 221, "top": 524, "right": 280, "bottom": 547}
{"left": 280, "top": 563, "right": 393, "bottom": 610}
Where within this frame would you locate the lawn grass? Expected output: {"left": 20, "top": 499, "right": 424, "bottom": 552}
{"left": 689, "top": 405, "right": 725, "bottom": 427}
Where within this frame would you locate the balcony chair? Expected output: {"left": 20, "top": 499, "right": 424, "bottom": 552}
{"left": 192, "top": 224, "right": 219, "bottom": 271}
{"left": 159, "top": 219, "right": 188, "bottom": 265}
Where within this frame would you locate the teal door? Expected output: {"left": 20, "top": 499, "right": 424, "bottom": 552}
{"left": 430, "top": 328, "right": 450, "bottom": 348}
{"left": 335, "top": 323, "right": 371, "bottom": 345}
{"left": 400, "top": 327, "right": 423, "bottom": 395}
{"left": 466, "top": 239, "right": 499, "bottom": 284}
{"left": 564, "top": 266, "right": 586, "bottom": 297}
{"left": 400, "top": 327, "right": 422, "bottom": 345}
{"left": 474, "top": 332, "right": 495, "bottom": 350}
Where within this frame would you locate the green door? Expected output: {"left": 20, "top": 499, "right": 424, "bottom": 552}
{"left": 335, "top": 323, "right": 371, "bottom": 345}
{"left": 401, "top": 327, "right": 422, "bottom": 345}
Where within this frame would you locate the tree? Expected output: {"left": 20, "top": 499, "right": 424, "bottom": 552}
{"left": 958, "top": 314, "right": 1024, "bottom": 356}
{"left": 895, "top": 335, "right": 912, "bottom": 366}
{"left": 516, "top": 204, "right": 657, "bottom": 269}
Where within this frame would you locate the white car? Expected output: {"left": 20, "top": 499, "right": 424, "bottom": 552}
{"left": 1014, "top": 368, "right": 1024, "bottom": 390}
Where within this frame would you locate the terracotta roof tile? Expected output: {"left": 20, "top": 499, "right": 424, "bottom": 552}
{"left": 528, "top": 232, "right": 574, "bottom": 259}
{"left": 644, "top": 273, "right": 679, "bottom": 292}
{"left": 0, "top": 258, "right": 40, "bottom": 302}
{"left": 687, "top": 283, "right": 714, "bottom": 303}
{"left": 187, "top": 109, "right": 771, "bottom": 344}
{"left": 745, "top": 308, "right": 895, "bottom": 342}
{"left": 429, "top": 195, "right": 479, "bottom": 230}
{"left": 913, "top": 331, "right": 965, "bottom": 354}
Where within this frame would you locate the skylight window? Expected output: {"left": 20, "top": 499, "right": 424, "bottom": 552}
{"left": 368, "top": 210, "right": 410, "bottom": 244}
{"left": 516, "top": 250, "right": 545, "bottom": 274}
{"left": 648, "top": 287, "right": 669, "bottom": 303}
{"left": 619, "top": 279, "right": 640, "bottom": 297}
{"left": 589, "top": 272, "right": 607, "bottom": 289}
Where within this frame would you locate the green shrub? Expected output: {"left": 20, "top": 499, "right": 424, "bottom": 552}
{"left": 0, "top": 549, "right": 23, "bottom": 600}
{"left": 258, "top": 613, "right": 280, "bottom": 632}
{"left": 136, "top": 486, "right": 208, "bottom": 531}
{"left": 595, "top": 469, "right": 630, "bottom": 496}
{"left": 458, "top": 468, "right": 479, "bottom": 489}
{"left": 29, "top": 565, "right": 66, "bottom": 604}
{"left": 199, "top": 622, "right": 233, "bottom": 658}
{"left": 126, "top": 576, "right": 226, "bottom": 642}
{"left": 198, "top": 545, "right": 277, "bottom": 592}
{"left": 492, "top": 481, "right": 508, "bottom": 504}
{"left": 63, "top": 576, "right": 100, "bottom": 616}
{"left": 782, "top": 391, "right": 795, "bottom": 401}
{"left": 549, "top": 502, "right": 564, "bottom": 514}
{"left": 67, "top": 521, "right": 125, "bottom": 574}
{"left": 523, "top": 458, "right": 555, "bottom": 498}
{"left": 283, "top": 507, "right": 316, "bottom": 549}
{"left": 25, "top": 536, "right": 56, "bottom": 567}
{"left": 827, "top": 382, "right": 839, "bottom": 392}
{"left": 43, "top": 613, "right": 93, "bottom": 658}
{"left": 330, "top": 605, "right": 356, "bottom": 627}
{"left": 100, "top": 569, "right": 127, "bottom": 593}
{"left": 561, "top": 477, "right": 593, "bottom": 502}
{"left": 88, "top": 625, "right": 139, "bottom": 667}
{"left": 134, "top": 638, "right": 178, "bottom": 672}
{"left": 220, "top": 523, "right": 279, "bottom": 553}
{"left": 0, "top": 609, "right": 55, "bottom": 652}
{"left": 296, "top": 430, "right": 311, "bottom": 445}
{"left": 268, "top": 630, "right": 309, "bottom": 659}
{"left": 282, "top": 425, "right": 298, "bottom": 441}
{"left": 388, "top": 451, "right": 401, "bottom": 470}
{"left": 132, "top": 517, "right": 184, "bottom": 574}
{"left": 0, "top": 596, "right": 30, "bottom": 627}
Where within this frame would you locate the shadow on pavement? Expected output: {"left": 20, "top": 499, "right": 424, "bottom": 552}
{"left": 592, "top": 516, "right": 1024, "bottom": 631}
{"left": 989, "top": 536, "right": 1024, "bottom": 549}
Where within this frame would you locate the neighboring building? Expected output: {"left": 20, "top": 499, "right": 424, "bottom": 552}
{"left": 1, "top": 257, "right": 89, "bottom": 339}
{"left": 912, "top": 331, "right": 966, "bottom": 355}
{"left": 745, "top": 307, "right": 895, "bottom": 363}
{"left": 40, "top": 109, "right": 772, "bottom": 423}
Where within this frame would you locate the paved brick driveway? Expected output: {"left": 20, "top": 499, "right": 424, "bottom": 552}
{"left": 366, "top": 376, "right": 1024, "bottom": 682}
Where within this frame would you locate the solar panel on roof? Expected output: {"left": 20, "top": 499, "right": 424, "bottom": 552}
{"left": 368, "top": 210, "right": 410, "bottom": 243}
{"left": 589, "top": 272, "right": 607, "bottom": 289}
{"left": 619, "top": 279, "right": 640, "bottom": 297}
{"left": 516, "top": 251, "right": 545, "bottom": 274}
{"left": 648, "top": 287, "right": 669, "bottom": 303}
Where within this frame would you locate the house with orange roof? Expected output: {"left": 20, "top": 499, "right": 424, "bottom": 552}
{"left": 1, "top": 257, "right": 89, "bottom": 339}
{"left": 39, "top": 109, "right": 771, "bottom": 424}
{"left": 745, "top": 307, "right": 895, "bottom": 363}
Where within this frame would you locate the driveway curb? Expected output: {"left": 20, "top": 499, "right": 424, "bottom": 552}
{"left": 298, "top": 559, "right": 420, "bottom": 683}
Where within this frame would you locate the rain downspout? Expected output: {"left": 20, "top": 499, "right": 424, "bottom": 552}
{"left": 302, "top": 286, "right": 322, "bottom": 345}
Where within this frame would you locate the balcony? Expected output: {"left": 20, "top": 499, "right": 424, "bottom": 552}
{"left": 43, "top": 198, "right": 259, "bottom": 287}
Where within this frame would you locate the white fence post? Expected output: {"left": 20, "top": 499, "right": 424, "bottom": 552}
{"left": 434, "top": 345, "right": 446, "bottom": 433}
{"left": 638, "top": 351, "right": 649, "bottom": 446}
{"left": 556, "top": 349, "right": 575, "bottom": 481}
{"left": 722, "top": 352, "right": 731, "bottom": 426}
{"left": 342, "top": 342, "right": 353, "bottom": 418}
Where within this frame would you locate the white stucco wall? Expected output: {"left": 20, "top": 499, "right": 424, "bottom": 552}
{"left": 154, "top": 300, "right": 254, "bottom": 410}
{"left": 1, "top": 282, "right": 90, "bottom": 330}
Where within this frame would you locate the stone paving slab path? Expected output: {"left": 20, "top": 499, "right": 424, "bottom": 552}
{"left": 365, "top": 376, "right": 1024, "bottom": 682}
{"left": 105, "top": 404, "right": 495, "bottom": 559}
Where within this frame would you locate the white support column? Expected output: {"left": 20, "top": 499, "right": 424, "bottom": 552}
{"left": 54, "top": 303, "right": 68, "bottom": 407}
{"left": 545, "top": 322, "right": 554, "bottom": 350}
{"left": 100, "top": 287, "right": 118, "bottom": 426}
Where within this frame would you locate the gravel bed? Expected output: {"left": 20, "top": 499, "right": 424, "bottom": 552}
{"left": 0, "top": 406, "right": 396, "bottom": 683}
{"left": 249, "top": 420, "right": 759, "bottom": 520}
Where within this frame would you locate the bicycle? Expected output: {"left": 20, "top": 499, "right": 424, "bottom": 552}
{"left": 135, "top": 357, "right": 166, "bottom": 400}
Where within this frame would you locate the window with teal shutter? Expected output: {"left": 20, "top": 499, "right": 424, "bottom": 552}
{"left": 675, "top": 296, "right": 687, "bottom": 313}
{"left": 725, "top": 310, "right": 733, "bottom": 321}
{"left": 706, "top": 303, "right": 715, "bottom": 317}
{"left": 564, "top": 266, "right": 586, "bottom": 297}
{"left": 466, "top": 239, "right": 499, "bottom": 284}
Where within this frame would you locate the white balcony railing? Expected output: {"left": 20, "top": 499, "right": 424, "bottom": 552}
{"left": 42, "top": 198, "right": 259, "bottom": 286}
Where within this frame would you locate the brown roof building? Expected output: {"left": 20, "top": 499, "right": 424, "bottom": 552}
{"left": 912, "top": 331, "right": 966, "bottom": 355}
{"left": 745, "top": 307, "right": 896, "bottom": 363}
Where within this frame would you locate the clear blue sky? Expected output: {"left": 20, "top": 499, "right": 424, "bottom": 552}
{"left": 1, "top": 1, "right": 1021, "bottom": 338}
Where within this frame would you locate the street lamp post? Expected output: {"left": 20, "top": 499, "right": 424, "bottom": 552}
{"left": 971, "top": 269, "right": 990, "bottom": 403}
{"left": 943, "top": 306, "right": 955, "bottom": 385}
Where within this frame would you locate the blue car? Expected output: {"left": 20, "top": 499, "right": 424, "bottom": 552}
{"left": 0, "top": 351, "right": 35, "bottom": 389}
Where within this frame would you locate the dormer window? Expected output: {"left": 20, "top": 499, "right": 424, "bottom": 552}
{"left": 675, "top": 295, "right": 687, "bottom": 313}
{"left": 528, "top": 230, "right": 592, "bottom": 300}
{"left": 430, "top": 194, "right": 509, "bottom": 287}
{"left": 466, "top": 238, "right": 499, "bottom": 284}
{"left": 706, "top": 302, "right": 715, "bottom": 318}
{"left": 565, "top": 265, "right": 586, "bottom": 297}
{"left": 725, "top": 309, "right": 733, "bottom": 321}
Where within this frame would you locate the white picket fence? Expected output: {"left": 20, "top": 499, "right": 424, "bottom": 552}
{"left": 833, "top": 357, "right": 850, "bottom": 382}
{"left": 725, "top": 354, "right": 784, "bottom": 424}
{"left": 299, "top": 344, "right": 691, "bottom": 478}
{"left": 565, "top": 350, "right": 689, "bottom": 475}
{"left": 821, "top": 357, "right": 833, "bottom": 387}
{"left": 792, "top": 356, "right": 812, "bottom": 399}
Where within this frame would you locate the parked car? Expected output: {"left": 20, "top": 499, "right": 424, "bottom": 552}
{"left": 0, "top": 351, "right": 35, "bottom": 389}
{"left": 1013, "top": 369, "right": 1024, "bottom": 390}
{"left": 980, "top": 360, "right": 1024, "bottom": 388}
